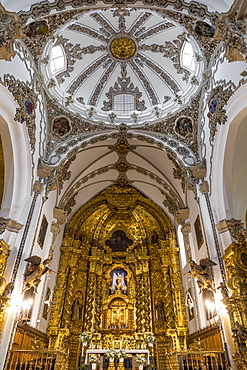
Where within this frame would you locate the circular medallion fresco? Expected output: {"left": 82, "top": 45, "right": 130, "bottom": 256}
{"left": 41, "top": 8, "right": 204, "bottom": 126}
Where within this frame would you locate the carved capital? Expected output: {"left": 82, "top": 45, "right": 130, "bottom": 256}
{"left": 199, "top": 180, "right": 209, "bottom": 194}
{"left": 37, "top": 160, "right": 56, "bottom": 179}
{"left": 175, "top": 208, "right": 190, "bottom": 225}
{"left": 182, "top": 222, "right": 191, "bottom": 234}
{"left": 217, "top": 218, "right": 245, "bottom": 240}
{"left": 50, "top": 222, "right": 61, "bottom": 237}
{"left": 6, "top": 219, "right": 23, "bottom": 233}
{"left": 188, "top": 159, "right": 206, "bottom": 179}
{"left": 0, "top": 218, "right": 9, "bottom": 234}
{"left": 0, "top": 217, "right": 23, "bottom": 234}
{"left": 33, "top": 180, "right": 44, "bottom": 194}
{"left": 53, "top": 207, "right": 67, "bottom": 225}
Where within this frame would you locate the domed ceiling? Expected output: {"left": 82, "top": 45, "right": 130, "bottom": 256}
{"left": 41, "top": 8, "right": 204, "bottom": 126}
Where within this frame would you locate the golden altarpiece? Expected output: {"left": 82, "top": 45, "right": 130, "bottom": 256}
{"left": 47, "top": 185, "right": 188, "bottom": 369}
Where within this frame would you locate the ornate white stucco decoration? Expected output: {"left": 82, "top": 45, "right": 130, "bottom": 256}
{"left": 41, "top": 8, "right": 204, "bottom": 126}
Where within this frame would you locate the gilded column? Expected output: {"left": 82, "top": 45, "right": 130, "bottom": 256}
{"left": 168, "top": 233, "right": 187, "bottom": 350}
{"left": 142, "top": 259, "right": 152, "bottom": 332}
{"left": 84, "top": 258, "right": 98, "bottom": 332}
{"left": 94, "top": 271, "right": 103, "bottom": 332}
{"left": 48, "top": 243, "right": 71, "bottom": 347}
{"left": 135, "top": 274, "right": 142, "bottom": 332}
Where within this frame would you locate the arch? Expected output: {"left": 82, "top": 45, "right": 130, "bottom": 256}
{"left": 0, "top": 85, "right": 32, "bottom": 221}
{"left": 211, "top": 84, "right": 247, "bottom": 223}
{"left": 64, "top": 184, "right": 173, "bottom": 246}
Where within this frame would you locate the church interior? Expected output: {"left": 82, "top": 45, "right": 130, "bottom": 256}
{"left": 0, "top": 0, "right": 247, "bottom": 369}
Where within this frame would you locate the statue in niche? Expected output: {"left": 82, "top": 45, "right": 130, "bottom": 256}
{"left": 110, "top": 269, "right": 127, "bottom": 295}
{"left": 105, "top": 230, "right": 133, "bottom": 252}
{"left": 71, "top": 297, "right": 83, "bottom": 321}
{"left": 155, "top": 298, "right": 166, "bottom": 322}
{"left": 116, "top": 273, "right": 122, "bottom": 290}
{"left": 151, "top": 230, "right": 159, "bottom": 244}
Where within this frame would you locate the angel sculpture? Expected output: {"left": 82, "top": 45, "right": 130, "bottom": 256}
{"left": 185, "top": 259, "right": 217, "bottom": 293}
{"left": 22, "top": 256, "right": 55, "bottom": 293}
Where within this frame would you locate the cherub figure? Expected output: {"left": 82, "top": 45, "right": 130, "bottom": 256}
{"left": 22, "top": 256, "right": 55, "bottom": 293}
{"left": 185, "top": 259, "right": 217, "bottom": 293}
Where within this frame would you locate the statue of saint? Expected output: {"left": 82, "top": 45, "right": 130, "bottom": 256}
{"left": 116, "top": 273, "right": 122, "bottom": 291}
{"left": 155, "top": 298, "right": 166, "bottom": 322}
{"left": 71, "top": 298, "right": 82, "bottom": 321}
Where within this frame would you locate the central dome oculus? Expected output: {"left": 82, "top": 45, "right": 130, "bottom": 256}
{"left": 110, "top": 36, "right": 136, "bottom": 60}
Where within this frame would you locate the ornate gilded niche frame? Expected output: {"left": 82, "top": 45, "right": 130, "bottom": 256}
{"left": 105, "top": 263, "right": 132, "bottom": 288}
{"left": 102, "top": 263, "right": 134, "bottom": 330}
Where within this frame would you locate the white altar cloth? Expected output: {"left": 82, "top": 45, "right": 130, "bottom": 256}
{"left": 85, "top": 349, "right": 150, "bottom": 364}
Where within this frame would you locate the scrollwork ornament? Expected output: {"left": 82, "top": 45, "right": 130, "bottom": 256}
{"left": 3, "top": 74, "right": 38, "bottom": 152}
{"left": 214, "top": 8, "right": 247, "bottom": 62}
{"left": 207, "top": 82, "right": 236, "bottom": 144}
{"left": 0, "top": 4, "right": 23, "bottom": 61}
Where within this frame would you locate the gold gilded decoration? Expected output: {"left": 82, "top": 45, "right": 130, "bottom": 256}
{"left": 0, "top": 280, "right": 14, "bottom": 332}
{"left": 116, "top": 162, "right": 129, "bottom": 173}
{"left": 223, "top": 233, "right": 247, "bottom": 369}
{"left": 110, "top": 37, "right": 136, "bottom": 59}
{"left": 116, "top": 176, "right": 129, "bottom": 187}
{"left": 48, "top": 185, "right": 188, "bottom": 369}
{"left": 114, "top": 140, "right": 131, "bottom": 155}
{"left": 0, "top": 240, "right": 11, "bottom": 332}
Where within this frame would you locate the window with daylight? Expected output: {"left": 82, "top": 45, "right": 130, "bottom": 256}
{"left": 50, "top": 45, "right": 65, "bottom": 75}
{"left": 181, "top": 41, "right": 195, "bottom": 71}
{"left": 113, "top": 93, "right": 135, "bottom": 114}
{"left": 178, "top": 225, "right": 187, "bottom": 268}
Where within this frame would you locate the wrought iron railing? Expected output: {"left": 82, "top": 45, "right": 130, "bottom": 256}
{"left": 164, "top": 350, "right": 227, "bottom": 370}
{"left": 4, "top": 349, "right": 68, "bottom": 370}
